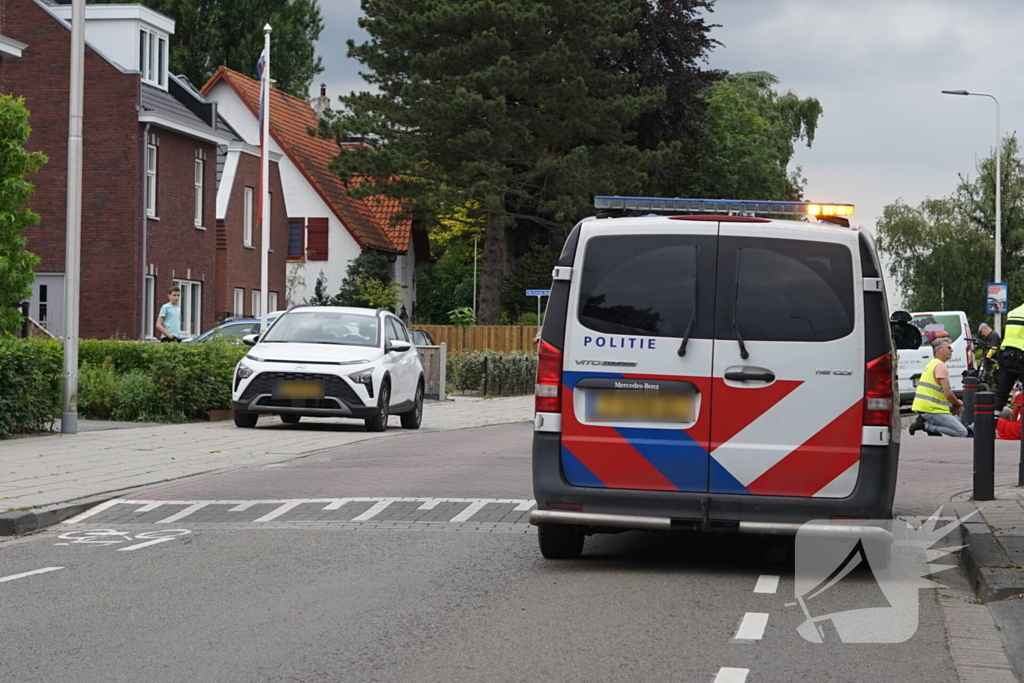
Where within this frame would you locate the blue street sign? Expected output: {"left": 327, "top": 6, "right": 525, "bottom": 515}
{"left": 526, "top": 289, "right": 551, "bottom": 297}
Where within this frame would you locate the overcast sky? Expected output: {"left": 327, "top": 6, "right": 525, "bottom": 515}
{"left": 313, "top": 0, "right": 1021, "bottom": 304}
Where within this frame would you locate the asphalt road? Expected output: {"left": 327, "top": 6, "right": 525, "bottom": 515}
{"left": 0, "top": 423, "right": 998, "bottom": 682}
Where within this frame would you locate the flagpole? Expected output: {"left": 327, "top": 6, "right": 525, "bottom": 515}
{"left": 260, "top": 24, "right": 271, "bottom": 335}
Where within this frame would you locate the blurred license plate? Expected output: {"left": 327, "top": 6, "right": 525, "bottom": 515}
{"left": 588, "top": 391, "right": 694, "bottom": 423}
{"left": 274, "top": 380, "right": 324, "bottom": 400}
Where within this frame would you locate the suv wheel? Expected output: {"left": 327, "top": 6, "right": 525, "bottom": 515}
{"left": 234, "top": 411, "right": 258, "bottom": 428}
{"left": 537, "top": 523, "right": 584, "bottom": 559}
{"left": 401, "top": 382, "right": 424, "bottom": 430}
{"left": 365, "top": 382, "right": 390, "bottom": 432}
{"left": 280, "top": 415, "right": 300, "bottom": 424}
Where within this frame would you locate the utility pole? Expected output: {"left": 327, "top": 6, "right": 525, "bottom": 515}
{"left": 62, "top": 0, "right": 86, "bottom": 434}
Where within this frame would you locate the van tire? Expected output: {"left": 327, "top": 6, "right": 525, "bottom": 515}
{"left": 234, "top": 411, "right": 258, "bottom": 428}
{"left": 538, "top": 523, "right": 585, "bottom": 559}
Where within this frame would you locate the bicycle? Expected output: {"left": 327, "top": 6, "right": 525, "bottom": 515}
{"left": 965, "top": 336, "right": 998, "bottom": 392}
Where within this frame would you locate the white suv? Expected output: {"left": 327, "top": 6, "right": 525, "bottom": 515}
{"left": 232, "top": 306, "right": 424, "bottom": 432}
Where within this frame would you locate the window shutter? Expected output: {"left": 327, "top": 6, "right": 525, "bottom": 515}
{"left": 307, "top": 218, "right": 329, "bottom": 261}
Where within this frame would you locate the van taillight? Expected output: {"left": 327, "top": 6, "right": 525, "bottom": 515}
{"left": 536, "top": 340, "right": 563, "bottom": 413}
{"left": 864, "top": 352, "right": 893, "bottom": 426}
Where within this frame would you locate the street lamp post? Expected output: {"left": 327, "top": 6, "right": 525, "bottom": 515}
{"left": 942, "top": 89, "right": 1002, "bottom": 334}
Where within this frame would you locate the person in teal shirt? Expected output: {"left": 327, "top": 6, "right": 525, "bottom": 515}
{"left": 156, "top": 286, "right": 182, "bottom": 342}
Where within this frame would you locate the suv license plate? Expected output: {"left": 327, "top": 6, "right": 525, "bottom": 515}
{"left": 274, "top": 380, "right": 325, "bottom": 400}
{"left": 587, "top": 391, "right": 694, "bottom": 423}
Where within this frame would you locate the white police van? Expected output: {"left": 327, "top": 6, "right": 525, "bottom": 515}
{"left": 530, "top": 197, "right": 920, "bottom": 559}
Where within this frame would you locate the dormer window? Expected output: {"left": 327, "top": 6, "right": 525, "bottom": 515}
{"left": 139, "top": 28, "right": 167, "bottom": 88}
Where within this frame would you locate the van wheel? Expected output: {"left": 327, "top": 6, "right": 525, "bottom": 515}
{"left": 234, "top": 411, "right": 258, "bottom": 428}
{"left": 365, "top": 382, "right": 390, "bottom": 432}
{"left": 280, "top": 415, "right": 300, "bottom": 424}
{"left": 538, "top": 523, "right": 584, "bottom": 559}
{"left": 401, "top": 383, "right": 423, "bottom": 430}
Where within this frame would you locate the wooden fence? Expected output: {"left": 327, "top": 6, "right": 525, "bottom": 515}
{"left": 415, "top": 325, "right": 538, "bottom": 354}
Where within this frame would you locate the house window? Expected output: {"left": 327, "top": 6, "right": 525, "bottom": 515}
{"left": 287, "top": 218, "right": 305, "bottom": 261}
{"left": 174, "top": 279, "right": 202, "bottom": 338}
{"left": 233, "top": 288, "right": 244, "bottom": 317}
{"left": 145, "top": 143, "right": 157, "bottom": 217}
{"left": 243, "top": 186, "right": 254, "bottom": 247}
{"left": 251, "top": 289, "right": 261, "bottom": 318}
{"left": 194, "top": 158, "right": 203, "bottom": 226}
{"left": 144, "top": 275, "right": 155, "bottom": 339}
{"left": 139, "top": 28, "right": 168, "bottom": 88}
{"left": 38, "top": 284, "right": 48, "bottom": 324}
{"left": 268, "top": 292, "right": 278, "bottom": 314}
{"left": 307, "top": 217, "right": 328, "bottom": 260}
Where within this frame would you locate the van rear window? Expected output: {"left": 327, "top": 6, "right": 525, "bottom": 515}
{"left": 718, "top": 237, "right": 855, "bottom": 342}
{"left": 911, "top": 314, "right": 963, "bottom": 344}
{"left": 577, "top": 235, "right": 715, "bottom": 339}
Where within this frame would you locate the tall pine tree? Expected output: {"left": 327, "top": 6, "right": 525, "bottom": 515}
{"left": 327, "top": 0, "right": 663, "bottom": 324}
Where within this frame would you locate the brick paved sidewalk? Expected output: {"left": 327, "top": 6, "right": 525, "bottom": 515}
{"left": 0, "top": 396, "right": 534, "bottom": 511}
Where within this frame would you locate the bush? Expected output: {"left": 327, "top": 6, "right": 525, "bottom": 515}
{"left": 0, "top": 338, "right": 62, "bottom": 436}
{"left": 447, "top": 350, "right": 537, "bottom": 396}
{"left": 77, "top": 340, "right": 247, "bottom": 422}
{"left": 78, "top": 361, "right": 118, "bottom": 420}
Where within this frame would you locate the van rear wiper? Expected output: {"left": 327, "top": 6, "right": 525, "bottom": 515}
{"left": 678, "top": 250, "right": 698, "bottom": 357}
{"left": 732, "top": 248, "right": 750, "bottom": 360}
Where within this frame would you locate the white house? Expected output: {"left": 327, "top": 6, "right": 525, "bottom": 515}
{"left": 201, "top": 68, "right": 428, "bottom": 316}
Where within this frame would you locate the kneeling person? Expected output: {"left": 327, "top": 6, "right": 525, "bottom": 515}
{"left": 910, "top": 338, "right": 969, "bottom": 437}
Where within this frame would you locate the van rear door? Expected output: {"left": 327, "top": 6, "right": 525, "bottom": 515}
{"left": 560, "top": 220, "right": 717, "bottom": 492}
{"left": 708, "top": 225, "right": 864, "bottom": 498}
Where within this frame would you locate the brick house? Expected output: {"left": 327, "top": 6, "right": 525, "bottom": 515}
{"left": 1, "top": 0, "right": 287, "bottom": 338}
{"left": 201, "top": 69, "right": 430, "bottom": 316}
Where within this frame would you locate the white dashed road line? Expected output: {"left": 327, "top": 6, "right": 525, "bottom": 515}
{"left": 713, "top": 667, "right": 749, "bottom": 683}
{"left": 753, "top": 575, "right": 779, "bottom": 594}
{"left": 734, "top": 612, "right": 769, "bottom": 641}
{"left": 0, "top": 567, "right": 64, "bottom": 583}
{"left": 157, "top": 502, "right": 209, "bottom": 524}
{"left": 61, "top": 499, "right": 122, "bottom": 524}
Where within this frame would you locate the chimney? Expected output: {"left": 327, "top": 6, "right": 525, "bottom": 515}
{"left": 310, "top": 83, "right": 330, "bottom": 120}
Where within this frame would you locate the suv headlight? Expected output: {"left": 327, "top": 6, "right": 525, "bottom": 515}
{"left": 237, "top": 362, "right": 254, "bottom": 380}
{"left": 349, "top": 369, "right": 373, "bottom": 385}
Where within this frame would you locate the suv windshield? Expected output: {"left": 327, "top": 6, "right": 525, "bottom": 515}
{"left": 261, "top": 311, "right": 379, "bottom": 347}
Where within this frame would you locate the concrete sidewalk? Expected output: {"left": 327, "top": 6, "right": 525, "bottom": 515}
{"left": 0, "top": 396, "right": 534, "bottom": 514}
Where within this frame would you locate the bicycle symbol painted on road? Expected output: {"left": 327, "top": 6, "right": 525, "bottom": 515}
{"left": 55, "top": 528, "right": 190, "bottom": 551}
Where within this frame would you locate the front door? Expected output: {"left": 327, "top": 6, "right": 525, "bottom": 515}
{"left": 708, "top": 227, "right": 863, "bottom": 498}
{"left": 559, "top": 223, "right": 718, "bottom": 492}
{"left": 29, "top": 274, "right": 65, "bottom": 338}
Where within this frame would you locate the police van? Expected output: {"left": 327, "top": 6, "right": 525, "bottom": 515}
{"left": 530, "top": 197, "right": 920, "bottom": 559}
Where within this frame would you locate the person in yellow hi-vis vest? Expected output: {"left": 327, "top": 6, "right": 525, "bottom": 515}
{"left": 994, "top": 303, "right": 1024, "bottom": 410}
{"left": 909, "top": 338, "right": 969, "bottom": 437}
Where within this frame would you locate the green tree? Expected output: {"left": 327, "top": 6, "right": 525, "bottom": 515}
{"left": 305, "top": 270, "right": 332, "bottom": 306}
{"left": 689, "top": 71, "right": 822, "bottom": 200}
{"left": 610, "top": 0, "right": 724, "bottom": 195}
{"left": 92, "top": 0, "right": 324, "bottom": 97}
{"left": 415, "top": 241, "right": 476, "bottom": 324}
{"left": 0, "top": 96, "right": 46, "bottom": 337}
{"left": 326, "top": 0, "right": 663, "bottom": 324}
{"left": 334, "top": 250, "right": 395, "bottom": 308}
{"left": 877, "top": 136, "right": 1024, "bottom": 325}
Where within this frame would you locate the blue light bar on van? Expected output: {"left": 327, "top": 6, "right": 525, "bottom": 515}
{"left": 594, "top": 196, "right": 854, "bottom": 217}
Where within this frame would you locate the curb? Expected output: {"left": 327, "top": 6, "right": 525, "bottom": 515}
{"left": 952, "top": 500, "right": 1024, "bottom": 604}
{"left": 0, "top": 498, "right": 109, "bottom": 536}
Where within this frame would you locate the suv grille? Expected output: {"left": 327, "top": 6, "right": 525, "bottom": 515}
{"left": 239, "top": 372, "right": 361, "bottom": 407}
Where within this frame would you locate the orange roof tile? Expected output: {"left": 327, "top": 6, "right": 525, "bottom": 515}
{"left": 201, "top": 67, "right": 412, "bottom": 253}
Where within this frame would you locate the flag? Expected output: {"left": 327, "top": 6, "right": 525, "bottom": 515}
{"left": 256, "top": 49, "right": 267, "bottom": 146}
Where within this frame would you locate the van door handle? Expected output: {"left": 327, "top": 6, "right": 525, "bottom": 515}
{"left": 724, "top": 371, "right": 776, "bottom": 383}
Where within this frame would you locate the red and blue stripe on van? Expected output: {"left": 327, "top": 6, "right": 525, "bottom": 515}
{"left": 559, "top": 371, "right": 862, "bottom": 497}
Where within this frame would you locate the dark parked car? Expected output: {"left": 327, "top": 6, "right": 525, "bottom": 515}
{"left": 409, "top": 328, "right": 435, "bottom": 346}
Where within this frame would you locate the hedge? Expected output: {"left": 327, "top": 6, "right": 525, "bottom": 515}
{"left": 447, "top": 350, "right": 537, "bottom": 397}
{"left": 0, "top": 337, "right": 62, "bottom": 437}
{"left": 77, "top": 340, "right": 247, "bottom": 422}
